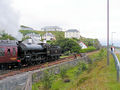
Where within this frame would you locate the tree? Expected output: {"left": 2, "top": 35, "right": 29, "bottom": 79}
{"left": 0, "top": 31, "right": 16, "bottom": 40}
{"left": 55, "top": 38, "right": 81, "bottom": 54}
{"left": 80, "top": 36, "right": 101, "bottom": 49}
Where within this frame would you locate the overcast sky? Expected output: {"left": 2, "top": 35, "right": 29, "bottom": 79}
{"left": 3, "top": 0, "right": 120, "bottom": 45}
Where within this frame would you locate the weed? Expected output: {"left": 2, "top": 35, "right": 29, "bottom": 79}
{"left": 60, "top": 67, "right": 67, "bottom": 79}
{"left": 41, "top": 69, "right": 55, "bottom": 89}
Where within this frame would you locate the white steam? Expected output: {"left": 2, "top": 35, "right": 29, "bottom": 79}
{"left": 0, "top": 0, "right": 22, "bottom": 40}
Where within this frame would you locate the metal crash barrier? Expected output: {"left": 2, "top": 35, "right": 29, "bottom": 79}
{"left": 111, "top": 51, "right": 120, "bottom": 82}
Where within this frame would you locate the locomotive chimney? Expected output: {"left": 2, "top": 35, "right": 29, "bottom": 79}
{"left": 18, "top": 41, "right": 22, "bottom": 44}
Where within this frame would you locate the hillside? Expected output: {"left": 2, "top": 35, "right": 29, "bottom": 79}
{"left": 70, "top": 51, "right": 120, "bottom": 90}
{"left": 19, "top": 30, "right": 101, "bottom": 50}
{"left": 33, "top": 49, "right": 120, "bottom": 90}
{"left": 19, "top": 30, "right": 65, "bottom": 40}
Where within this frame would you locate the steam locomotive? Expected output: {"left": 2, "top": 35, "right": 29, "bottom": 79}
{"left": 0, "top": 40, "right": 61, "bottom": 69}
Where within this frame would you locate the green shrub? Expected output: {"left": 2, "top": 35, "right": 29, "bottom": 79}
{"left": 55, "top": 38, "right": 81, "bottom": 54}
{"left": 79, "top": 62, "right": 88, "bottom": 71}
{"left": 97, "top": 48, "right": 107, "bottom": 60}
{"left": 60, "top": 67, "right": 67, "bottom": 79}
{"left": 74, "top": 62, "right": 88, "bottom": 78}
{"left": 80, "top": 46, "right": 96, "bottom": 53}
{"left": 74, "top": 67, "right": 82, "bottom": 77}
{"left": 89, "top": 48, "right": 107, "bottom": 62}
{"left": 77, "top": 62, "right": 88, "bottom": 71}
{"left": 41, "top": 70, "right": 55, "bottom": 89}
{"left": 64, "top": 51, "right": 70, "bottom": 56}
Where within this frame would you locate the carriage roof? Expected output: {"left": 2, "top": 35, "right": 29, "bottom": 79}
{"left": 0, "top": 40, "right": 17, "bottom": 46}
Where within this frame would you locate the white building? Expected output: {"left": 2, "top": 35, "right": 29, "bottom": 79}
{"left": 42, "top": 33, "right": 56, "bottom": 41}
{"left": 25, "top": 33, "right": 41, "bottom": 40}
{"left": 79, "top": 41, "right": 88, "bottom": 49}
{"left": 65, "top": 29, "right": 80, "bottom": 39}
{"left": 41, "top": 26, "right": 62, "bottom": 31}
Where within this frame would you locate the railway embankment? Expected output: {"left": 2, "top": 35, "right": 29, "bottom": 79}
{"left": 32, "top": 49, "right": 106, "bottom": 90}
{"left": 69, "top": 49, "right": 120, "bottom": 90}
{"left": 0, "top": 54, "right": 90, "bottom": 90}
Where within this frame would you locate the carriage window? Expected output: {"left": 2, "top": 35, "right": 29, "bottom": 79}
{"left": 0, "top": 48, "right": 5, "bottom": 56}
{"left": 7, "top": 49, "right": 11, "bottom": 55}
{"left": 13, "top": 48, "right": 16, "bottom": 56}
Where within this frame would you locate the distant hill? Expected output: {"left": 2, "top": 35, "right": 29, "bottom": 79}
{"left": 19, "top": 30, "right": 65, "bottom": 40}
{"left": 20, "top": 25, "right": 34, "bottom": 31}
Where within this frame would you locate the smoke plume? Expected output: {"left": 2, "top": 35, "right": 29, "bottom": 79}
{"left": 0, "top": 0, "right": 22, "bottom": 40}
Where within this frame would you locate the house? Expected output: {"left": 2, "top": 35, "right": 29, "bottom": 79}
{"left": 79, "top": 41, "right": 88, "bottom": 49}
{"left": 42, "top": 33, "right": 56, "bottom": 41}
{"left": 25, "top": 33, "right": 41, "bottom": 40}
{"left": 65, "top": 29, "right": 80, "bottom": 39}
{"left": 41, "top": 26, "right": 62, "bottom": 31}
{"left": 20, "top": 25, "right": 34, "bottom": 31}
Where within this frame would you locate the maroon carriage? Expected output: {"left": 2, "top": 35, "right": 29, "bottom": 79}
{"left": 0, "top": 40, "right": 18, "bottom": 67}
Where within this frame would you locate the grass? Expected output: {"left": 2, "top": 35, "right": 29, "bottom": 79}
{"left": 70, "top": 52, "right": 120, "bottom": 90}
{"left": 32, "top": 61, "right": 88, "bottom": 90}
{"left": 80, "top": 46, "right": 96, "bottom": 53}
{"left": 60, "top": 55, "right": 69, "bottom": 58}
{"left": 32, "top": 49, "right": 120, "bottom": 90}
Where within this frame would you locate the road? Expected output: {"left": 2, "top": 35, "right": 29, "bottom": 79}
{"left": 115, "top": 48, "right": 120, "bottom": 54}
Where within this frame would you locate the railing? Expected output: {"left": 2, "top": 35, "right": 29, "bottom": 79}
{"left": 111, "top": 51, "right": 120, "bottom": 82}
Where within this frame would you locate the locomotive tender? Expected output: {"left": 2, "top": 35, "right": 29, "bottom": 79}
{"left": 0, "top": 40, "right": 61, "bottom": 68}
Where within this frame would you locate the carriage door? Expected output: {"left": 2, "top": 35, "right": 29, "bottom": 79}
{"left": 7, "top": 47, "right": 11, "bottom": 61}
{"left": 12, "top": 47, "right": 17, "bottom": 61}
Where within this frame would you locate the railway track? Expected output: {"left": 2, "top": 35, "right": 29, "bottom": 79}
{"left": 0, "top": 54, "right": 81, "bottom": 80}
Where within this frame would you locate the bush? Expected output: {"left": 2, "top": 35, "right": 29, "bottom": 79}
{"left": 97, "top": 48, "right": 107, "bottom": 60}
{"left": 89, "top": 48, "right": 107, "bottom": 62}
{"left": 64, "top": 51, "right": 70, "bottom": 56}
{"left": 74, "top": 62, "right": 88, "bottom": 77}
{"left": 60, "top": 67, "right": 67, "bottom": 79}
{"left": 74, "top": 67, "right": 82, "bottom": 78}
{"left": 55, "top": 38, "right": 81, "bottom": 54}
{"left": 80, "top": 46, "right": 96, "bottom": 53}
{"left": 79, "top": 62, "right": 88, "bottom": 71}
{"left": 41, "top": 70, "right": 55, "bottom": 89}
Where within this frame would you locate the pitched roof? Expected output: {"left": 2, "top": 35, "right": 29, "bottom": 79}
{"left": 66, "top": 29, "right": 79, "bottom": 32}
{"left": 42, "top": 26, "right": 62, "bottom": 29}
{"left": 43, "top": 33, "right": 54, "bottom": 37}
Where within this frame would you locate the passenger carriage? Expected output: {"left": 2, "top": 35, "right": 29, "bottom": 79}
{"left": 0, "top": 40, "right": 18, "bottom": 68}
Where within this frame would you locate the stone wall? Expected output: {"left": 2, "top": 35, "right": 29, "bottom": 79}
{"left": 0, "top": 56, "right": 89, "bottom": 90}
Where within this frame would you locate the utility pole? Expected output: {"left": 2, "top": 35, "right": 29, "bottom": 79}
{"left": 107, "top": 0, "right": 109, "bottom": 65}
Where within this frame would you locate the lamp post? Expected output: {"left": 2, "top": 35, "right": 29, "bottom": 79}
{"left": 111, "top": 32, "right": 116, "bottom": 46}
{"left": 107, "top": 0, "right": 109, "bottom": 65}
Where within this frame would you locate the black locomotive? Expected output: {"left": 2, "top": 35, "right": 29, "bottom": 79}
{"left": 0, "top": 40, "right": 62, "bottom": 68}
